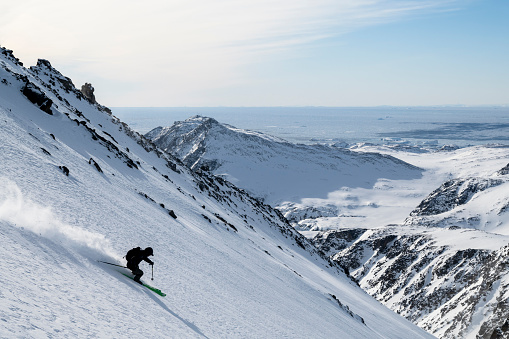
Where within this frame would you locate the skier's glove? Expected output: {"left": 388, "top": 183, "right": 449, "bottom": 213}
{"left": 150, "top": 262, "right": 154, "bottom": 266}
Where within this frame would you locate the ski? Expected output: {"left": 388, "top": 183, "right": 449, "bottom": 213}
{"left": 97, "top": 260, "right": 127, "bottom": 268}
{"left": 121, "top": 273, "right": 166, "bottom": 297}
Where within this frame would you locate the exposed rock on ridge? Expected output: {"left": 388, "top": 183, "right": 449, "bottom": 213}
{"left": 81, "top": 82, "right": 96, "bottom": 103}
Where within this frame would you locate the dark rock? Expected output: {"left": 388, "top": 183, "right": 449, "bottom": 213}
{"left": 36, "top": 59, "right": 53, "bottom": 69}
{"left": 41, "top": 148, "right": 51, "bottom": 156}
{"left": 80, "top": 83, "right": 96, "bottom": 103}
{"left": 21, "top": 82, "right": 53, "bottom": 115}
{"left": 497, "top": 163, "right": 509, "bottom": 176}
{"left": 1, "top": 47, "right": 23, "bottom": 66}
{"left": 329, "top": 294, "right": 365, "bottom": 325}
{"left": 59, "top": 166, "right": 69, "bottom": 176}
{"left": 89, "top": 158, "right": 103, "bottom": 173}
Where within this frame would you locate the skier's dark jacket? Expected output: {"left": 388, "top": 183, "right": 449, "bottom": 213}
{"left": 126, "top": 247, "right": 154, "bottom": 269}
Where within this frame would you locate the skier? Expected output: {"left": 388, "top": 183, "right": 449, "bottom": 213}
{"left": 125, "top": 247, "right": 154, "bottom": 284}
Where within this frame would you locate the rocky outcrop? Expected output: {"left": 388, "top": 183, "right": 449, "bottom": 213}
{"left": 30, "top": 59, "right": 79, "bottom": 97}
{"left": 1, "top": 46, "right": 23, "bottom": 66}
{"left": 21, "top": 82, "right": 53, "bottom": 114}
{"left": 497, "top": 163, "right": 509, "bottom": 176}
{"left": 28, "top": 59, "right": 111, "bottom": 114}
{"left": 80, "top": 83, "right": 96, "bottom": 103}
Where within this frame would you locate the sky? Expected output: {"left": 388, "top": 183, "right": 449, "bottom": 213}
{"left": 0, "top": 0, "right": 507, "bottom": 107}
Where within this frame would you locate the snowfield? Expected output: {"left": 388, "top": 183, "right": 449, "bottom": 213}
{"left": 0, "top": 47, "right": 434, "bottom": 338}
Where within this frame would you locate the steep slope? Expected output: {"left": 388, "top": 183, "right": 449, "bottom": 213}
{"left": 312, "top": 226, "right": 509, "bottom": 339}
{"left": 146, "top": 116, "right": 423, "bottom": 204}
{"left": 0, "top": 47, "right": 432, "bottom": 338}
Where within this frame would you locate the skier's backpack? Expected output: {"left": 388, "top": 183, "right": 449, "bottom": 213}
{"left": 126, "top": 247, "right": 141, "bottom": 263}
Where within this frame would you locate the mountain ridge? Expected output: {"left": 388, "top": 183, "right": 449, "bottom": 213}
{"left": 146, "top": 115, "right": 423, "bottom": 204}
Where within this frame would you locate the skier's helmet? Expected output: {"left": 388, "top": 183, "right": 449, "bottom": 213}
{"left": 145, "top": 247, "right": 154, "bottom": 256}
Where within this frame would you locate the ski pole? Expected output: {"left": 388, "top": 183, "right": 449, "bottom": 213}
{"left": 97, "top": 260, "right": 127, "bottom": 268}
{"left": 151, "top": 264, "right": 154, "bottom": 281}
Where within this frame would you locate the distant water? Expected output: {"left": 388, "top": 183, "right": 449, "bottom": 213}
{"left": 112, "top": 107, "right": 509, "bottom": 147}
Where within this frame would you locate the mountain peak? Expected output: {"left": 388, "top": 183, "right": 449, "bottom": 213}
{"left": 186, "top": 115, "right": 218, "bottom": 123}
{"left": 31, "top": 58, "right": 73, "bottom": 85}
{"left": 146, "top": 117, "right": 423, "bottom": 204}
{"left": 181, "top": 115, "right": 225, "bottom": 132}
{"left": 35, "top": 58, "right": 53, "bottom": 69}
{"left": 0, "top": 46, "right": 23, "bottom": 66}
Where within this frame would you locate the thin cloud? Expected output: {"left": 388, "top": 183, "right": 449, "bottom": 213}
{"left": 0, "top": 0, "right": 462, "bottom": 105}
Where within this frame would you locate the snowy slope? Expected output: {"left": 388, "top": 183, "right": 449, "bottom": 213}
{"left": 146, "top": 116, "right": 422, "bottom": 204}
{"left": 0, "top": 47, "right": 433, "bottom": 338}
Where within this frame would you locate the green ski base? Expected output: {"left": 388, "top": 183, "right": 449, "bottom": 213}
{"left": 121, "top": 273, "right": 166, "bottom": 297}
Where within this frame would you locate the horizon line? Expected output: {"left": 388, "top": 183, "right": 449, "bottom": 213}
{"left": 110, "top": 104, "right": 509, "bottom": 109}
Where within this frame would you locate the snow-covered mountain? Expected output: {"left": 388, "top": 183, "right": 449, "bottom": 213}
{"left": 146, "top": 112, "right": 509, "bottom": 338}
{"left": 146, "top": 116, "right": 423, "bottom": 205}
{"left": 0, "top": 46, "right": 434, "bottom": 338}
{"left": 312, "top": 222, "right": 509, "bottom": 338}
